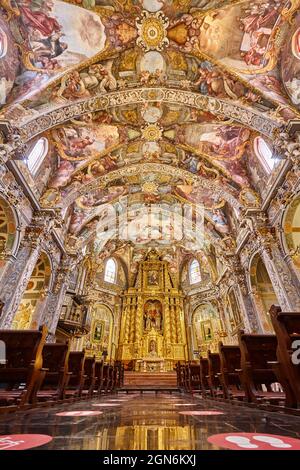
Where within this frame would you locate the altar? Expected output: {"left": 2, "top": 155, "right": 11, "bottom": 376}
{"left": 118, "top": 250, "right": 188, "bottom": 369}
{"left": 140, "top": 357, "right": 165, "bottom": 372}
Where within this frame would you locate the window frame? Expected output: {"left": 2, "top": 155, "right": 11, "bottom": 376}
{"left": 189, "top": 259, "right": 201, "bottom": 285}
{"left": 253, "top": 136, "right": 276, "bottom": 174}
{"left": 104, "top": 258, "right": 117, "bottom": 284}
{"left": 26, "top": 137, "right": 49, "bottom": 176}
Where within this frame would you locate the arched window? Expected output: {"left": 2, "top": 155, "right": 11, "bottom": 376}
{"left": 104, "top": 258, "right": 117, "bottom": 284}
{"left": 189, "top": 259, "right": 201, "bottom": 285}
{"left": 26, "top": 137, "right": 49, "bottom": 175}
{"left": 0, "top": 29, "right": 8, "bottom": 59}
{"left": 254, "top": 137, "right": 277, "bottom": 173}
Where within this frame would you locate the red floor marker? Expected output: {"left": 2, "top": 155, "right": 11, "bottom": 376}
{"left": 208, "top": 433, "right": 300, "bottom": 450}
{"left": 0, "top": 434, "right": 53, "bottom": 450}
{"left": 179, "top": 410, "right": 224, "bottom": 416}
{"left": 56, "top": 411, "right": 103, "bottom": 417}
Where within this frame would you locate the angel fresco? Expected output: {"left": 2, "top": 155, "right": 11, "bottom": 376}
{"left": 177, "top": 124, "right": 250, "bottom": 160}
{"left": 168, "top": 1, "right": 283, "bottom": 73}
{"left": 0, "top": 0, "right": 109, "bottom": 105}
{"left": 281, "top": 15, "right": 300, "bottom": 107}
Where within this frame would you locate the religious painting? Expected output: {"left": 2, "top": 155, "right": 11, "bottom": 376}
{"left": 193, "top": 303, "right": 220, "bottom": 351}
{"left": 48, "top": 121, "right": 121, "bottom": 190}
{"left": 176, "top": 124, "right": 250, "bottom": 160}
{"left": 201, "top": 320, "right": 213, "bottom": 342}
{"left": 85, "top": 304, "right": 113, "bottom": 357}
{"left": 168, "top": 1, "right": 283, "bottom": 73}
{"left": 92, "top": 320, "right": 104, "bottom": 343}
{"left": 0, "top": 0, "right": 107, "bottom": 105}
{"left": 144, "top": 300, "right": 162, "bottom": 331}
{"left": 281, "top": 13, "right": 300, "bottom": 108}
{"left": 148, "top": 269, "right": 159, "bottom": 286}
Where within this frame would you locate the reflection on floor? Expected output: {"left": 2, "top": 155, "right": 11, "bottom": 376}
{"left": 1, "top": 393, "right": 300, "bottom": 450}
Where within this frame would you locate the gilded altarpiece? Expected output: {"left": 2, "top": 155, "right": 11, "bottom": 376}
{"left": 118, "top": 251, "right": 187, "bottom": 371}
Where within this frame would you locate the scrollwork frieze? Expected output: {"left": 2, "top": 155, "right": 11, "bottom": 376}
{"left": 7, "top": 88, "right": 283, "bottom": 145}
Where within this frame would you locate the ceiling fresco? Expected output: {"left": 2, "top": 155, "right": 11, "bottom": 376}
{"left": 0, "top": 0, "right": 299, "bottom": 261}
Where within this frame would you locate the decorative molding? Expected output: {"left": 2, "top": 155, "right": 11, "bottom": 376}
{"left": 4, "top": 88, "right": 283, "bottom": 146}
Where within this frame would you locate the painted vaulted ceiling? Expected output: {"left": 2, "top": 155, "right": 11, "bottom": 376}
{"left": 0, "top": 0, "right": 300, "bottom": 262}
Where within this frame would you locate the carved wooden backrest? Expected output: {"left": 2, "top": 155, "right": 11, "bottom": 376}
{"left": 84, "top": 356, "right": 95, "bottom": 386}
{"left": 0, "top": 328, "right": 45, "bottom": 369}
{"left": 219, "top": 343, "right": 241, "bottom": 373}
{"left": 239, "top": 331, "right": 277, "bottom": 369}
{"left": 200, "top": 357, "right": 209, "bottom": 379}
{"left": 42, "top": 343, "right": 69, "bottom": 373}
{"left": 208, "top": 351, "right": 221, "bottom": 375}
{"left": 68, "top": 351, "right": 85, "bottom": 386}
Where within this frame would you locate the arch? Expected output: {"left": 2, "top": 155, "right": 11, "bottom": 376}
{"left": 189, "top": 259, "right": 201, "bottom": 285}
{"left": 249, "top": 253, "right": 278, "bottom": 332}
{"left": 26, "top": 137, "right": 49, "bottom": 175}
{"left": 85, "top": 304, "right": 114, "bottom": 360}
{"left": 104, "top": 258, "right": 117, "bottom": 284}
{"left": 192, "top": 302, "right": 221, "bottom": 355}
{"left": 58, "top": 163, "right": 241, "bottom": 211}
{"left": 282, "top": 194, "right": 300, "bottom": 276}
{"left": 12, "top": 252, "right": 52, "bottom": 330}
{"left": 17, "top": 87, "right": 281, "bottom": 143}
{"left": 0, "top": 196, "right": 18, "bottom": 256}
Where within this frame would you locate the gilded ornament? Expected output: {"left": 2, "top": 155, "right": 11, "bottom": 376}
{"left": 136, "top": 11, "right": 169, "bottom": 52}
{"left": 141, "top": 124, "right": 162, "bottom": 141}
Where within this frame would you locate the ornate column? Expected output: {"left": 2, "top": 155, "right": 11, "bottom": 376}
{"left": 0, "top": 225, "right": 44, "bottom": 328}
{"left": 259, "top": 228, "right": 300, "bottom": 311}
{"left": 226, "top": 254, "right": 260, "bottom": 333}
{"left": 42, "top": 257, "right": 77, "bottom": 336}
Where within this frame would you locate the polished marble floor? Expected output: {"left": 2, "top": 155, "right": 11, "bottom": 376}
{"left": 1, "top": 393, "right": 300, "bottom": 450}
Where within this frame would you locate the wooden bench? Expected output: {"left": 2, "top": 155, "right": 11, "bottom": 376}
{"left": 218, "top": 342, "right": 245, "bottom": 401}
{"left": 207, "top": 350, "right": 222, "bottom": 398}
{"left": 35, "top": 342, "right": 70, "bottom": 404}
{"left": 270, "top": 305, "right": 300, "bottom": 408}
{"left": 238, "top": 330, "right": 285, "bottom": 404}
{"left": 176, "top": 361, "right": 185, "bottom": 389}
{"left": 199, "top": 357, "right": 210, "bottom": 397}
{"left": 187, "top": 362, "right": 201, "bottom": 394}
{"left": 81, "top": 356, "right": 96, "bottom": 399}
{"left": 64, "top": 351, "right": 86, "bottom": 400}
{"left": 102, "top": 364, "right": 111, "bottom": 393}
{"left": 94, "top": 360, "right": 104, "bottom": 395}
{"left": 0, "top": 325, "right": 47, "bottom": 410}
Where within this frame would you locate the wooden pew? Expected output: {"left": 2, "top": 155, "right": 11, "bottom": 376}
{"left": 270, "top": 305, "right": 300, "bottom": 408}
{"left": 199, "top": 357, "right": 210, "bottom": 397}
{"left": 113, "top": 361, "right": 123, "bottom": 389}
{"left": 207, "top": 350, "right": 222, "bottom": 398}
{"left": 176, "top": 361, "right": 185, "bottom": 389}
{"left": 81, "top": 356, "right": 96, "bottom": 399}
{"left": 102, "top": 364, "right": 111, "bottom": 393}
{"left": 94, "top": 360, "right": 104, "bottom": 395}
{"left": 238, "top": 330, "right": 285, "bottom": 404}
{"left": 184, "top": 363, "right": 189, "bottom": 392}
{"left": 187, "top": 362, "right": 201, "bottom": 394}
{"left": 64, "top": 351, "right": 86, "bottom": 400}
{"left": 35, "top": 342, "right": 70, "bottom": 404}
{"left": 108, "top": 364, "right": 115, "bottom": 392}
{"left": 218, "top": 342, "right": 245, "bottom": 401}
{"left": 0, "top": 325, "right": 47, "bottom": 411}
